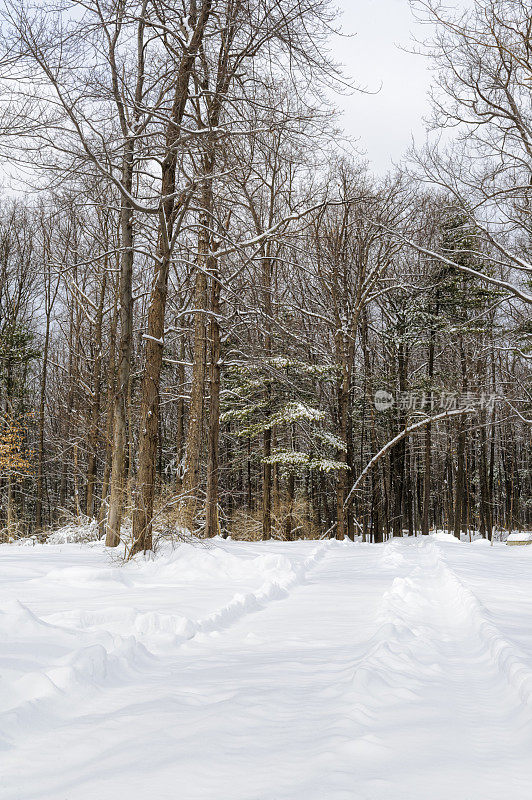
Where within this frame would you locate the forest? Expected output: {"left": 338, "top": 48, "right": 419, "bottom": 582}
{"left": 0, "top": 0, "right": 530, "bottom": 551}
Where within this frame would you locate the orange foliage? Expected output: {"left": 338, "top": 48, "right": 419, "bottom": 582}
{"left": 0, "top": 414, "right": 33, "bottom": 477}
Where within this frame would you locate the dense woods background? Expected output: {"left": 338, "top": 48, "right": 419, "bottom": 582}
{"left": 0, "top": 0, "right": 530, "bottom": 549}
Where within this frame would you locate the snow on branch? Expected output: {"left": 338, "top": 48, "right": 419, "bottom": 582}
{"left": 345, "top": 407, "right": 476, "bottom": 506}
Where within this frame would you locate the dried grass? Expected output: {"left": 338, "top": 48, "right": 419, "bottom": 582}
{"left": 227, "top": 497, "right": 321, "bottom": 541}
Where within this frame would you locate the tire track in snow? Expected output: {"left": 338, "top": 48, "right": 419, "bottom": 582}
{"left": 50, "top": 539, "right": 338, "bottom": 646}
{"left": 194, "top": 539, "right": 337, "bottom": 637}
{"left": 344, "top": 538, "right": 532, "bottom": 798}
{"left": 4, "top": 539, "right": 532, "bottom": 799}
{"left": 436, "top": 545, "right": 532, "bottom": 707}
{"left": 352, "top": 537, "right": 532, "bottom": 712}
{"left": 0, "top": 540, "right": 338, "bottom": 743}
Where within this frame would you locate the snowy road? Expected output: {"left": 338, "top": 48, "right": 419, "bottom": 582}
{"left": 2, "top": 536, "right": 532, "bottom": 799}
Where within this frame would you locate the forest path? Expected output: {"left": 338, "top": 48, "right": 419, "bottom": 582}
{"left": 2, "top": 537, "right": 532, "bottom": 799}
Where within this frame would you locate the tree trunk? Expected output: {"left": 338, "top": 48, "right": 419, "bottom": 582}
{"left": 35, "top": 313, "right": 50, "bottom": 530}
{"left": 106, "top": 144, "right": 135, "bottom": 547}
{"left": 335, "top": 365, "right": 348, "bottom": 541}
{"left": 422, "top": 313, "right": 436, "bottom": 535}
{"left": 130, "top": 2, "right": 213, "bottom": 553}
{"left": 86, "top": 269, "right": 106, "bottom": 518}
{"left": 262, "top": 427, "right": 272, "bottom": 540}
{"left": 180, "top": 253, "right": 208, "bottom": 531}
{"left": 175, "top": 336, "right": 186, "bottom": 495}
{"left": 97, "top": 293, "right": 118, "bottom": 539}
{"left": 73, "top": 443, "right": 81, "bottom": 521}
{"left": 478, "top": 409, "right": 492, "bottom": 540}
{"left": 454, "top": 423, "right": 466, "bottom": 540}
{"left": 205, "top": 267, "right": 221, "bottom": 539}
{"left": 130, "top": 245, "right": 170, "bottom": 553}
{"left": 6, "top": 477, "right": 16, "bottom": 537}
{"left": 284, "top": 472, "right": 295, "bottom": 541}
{"left": 453, "top": 344, "right": 468, "bottom": 540}
{"left": 392, "top": 338, "right": 407, "bottom": 538}
{"left": 262, "top": 249, "right": 273, "bottom": 540}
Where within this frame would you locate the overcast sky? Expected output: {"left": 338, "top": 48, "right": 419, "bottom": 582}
{"left": 331, "top": 0, "right": 433, "bottom": 172}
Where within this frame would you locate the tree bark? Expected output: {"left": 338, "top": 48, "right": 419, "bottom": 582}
{"left": 86, "top": 269, "right": 106, "bottom": 518}
{"left": 132, "top": 1, "right": 212, "bottom": 552}
{"left": 175, "top": 336, "right": 186, "bottom": 495}
{"left": 180, "top": 247, "right": 208, "bottom": 532}
{"left": 106, "top": 143, "right": 135, "bottom": 547}
{"left": 35, "top": 308, "right": 50, "bottom": 530}
{"left": 422, "top": 313, "right": 436, "bottom": 535}
{"left": 205, "top": 265, "right": 221, "bottom": 539}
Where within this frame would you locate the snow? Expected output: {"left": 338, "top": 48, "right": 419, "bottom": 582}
{"left": 2, "top": 535, "right": 532, "bottom": 799}
{"left": 431, "top": 530, "right": 461, "bottom": 543}
{"left": 507, "top": 531, "right": 532, "bottom": 543}
{"left": 46, "top": 520, "right": 100, "bottom": 544}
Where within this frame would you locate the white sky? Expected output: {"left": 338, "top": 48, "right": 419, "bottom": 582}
{"left": 331, "top": 0, "right": 434, "bottom": 172}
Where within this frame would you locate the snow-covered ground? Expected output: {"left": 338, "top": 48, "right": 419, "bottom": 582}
{"left": 2, "top": 534, "right": 532, "bottom": 799}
